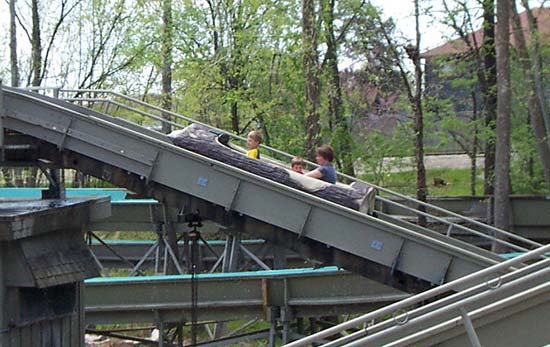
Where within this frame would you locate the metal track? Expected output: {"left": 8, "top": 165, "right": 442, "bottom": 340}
{"left": 284, "top": 244, "right": 550, "bottom": 347}
{"left": 49, "top": 87, "right": 543, "bottom": 253}
{"left": 0, "top": 86, "right": 513, "bottom": 293}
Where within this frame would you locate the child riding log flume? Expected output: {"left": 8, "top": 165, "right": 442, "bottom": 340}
{"left": 169, "top": 124, "right": 376, "bottom": 215}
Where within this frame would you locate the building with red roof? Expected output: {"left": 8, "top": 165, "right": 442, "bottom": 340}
{"left": 422, "top": 8, "right": 550, "bottom": 114}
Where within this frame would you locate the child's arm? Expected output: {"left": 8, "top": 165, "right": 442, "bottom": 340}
{"left": 305, "top": 168, "right": 323, "bottom": 179}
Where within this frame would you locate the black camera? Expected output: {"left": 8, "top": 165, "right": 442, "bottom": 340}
{"left": 184, "top": 210, "right": 203, "bottom": 227}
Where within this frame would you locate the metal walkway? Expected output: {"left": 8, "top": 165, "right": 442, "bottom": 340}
{"left": 0, "top": 86, "right": 540, "bottom": 293}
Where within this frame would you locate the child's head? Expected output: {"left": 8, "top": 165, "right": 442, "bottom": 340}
{"left": 291, "top": 156, "right": 304, "bottom": 173}
{"left": 247, "top": 130, "right": 262, "bottom": 149}
{"left": 315, "top": 145, "right": 334, "bottom": 165}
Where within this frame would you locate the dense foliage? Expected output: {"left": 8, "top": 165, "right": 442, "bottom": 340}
{"left": 1, "top": 0, "right": 549, "bottom": 195}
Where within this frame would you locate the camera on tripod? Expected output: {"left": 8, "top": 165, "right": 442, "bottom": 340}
{"left": 184, "top": 210, "right": 203, "bottom": 228}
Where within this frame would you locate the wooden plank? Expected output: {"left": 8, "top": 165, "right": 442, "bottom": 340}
{"left": 31, "top": 322, "right": 41, "bottom": 347}
{"left": 52, "top": 318, "right": 62, "bottom": 347}
{"left": 61, "top": 316, "right": 71, "bottom": 347}
{"left": 74, "top": 283, "right": 84, "bottom": 347}
{"left": 41, "top": 320, "right": 51, "bottom": 347}
{"left": 8, "top": 326, "right": 18, "bottom": 347}
{"left": 21, "top": 325, "right": 32, "bottom": 347}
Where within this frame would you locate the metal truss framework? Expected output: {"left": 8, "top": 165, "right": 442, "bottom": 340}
{"left": 84, "top": 267, "right": 409, "bottom": 345}
{"left": 1, "top": 85, "right": 548, "bottom": 346}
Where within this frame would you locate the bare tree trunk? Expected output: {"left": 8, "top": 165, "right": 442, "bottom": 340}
{"left": 228, "top": 62, "right": 244, "bottom": 135}
{"left": 378, "top": 4, "right": 426, "bottom": 221}
{"left": 231, "top": 102, "right": 239, "bottom": 134}
{"left": 302, "top": 0, "right": 321, "bottom": 160}
{"left": 482, "top": 0, "right": 497, "bottom": 197}
{"left": 161, "top": 0, "right": 173, "bottom": 134}
{"left": 412, "top": 0, "right": 427, "bottom": 226}
{"left": 9, "top": 0, "right": 19, "bottom": 87}
{"left": 31, "top": 0, "right": 43, "bottom": 87}
{"left": 494, "top": 0, "right": 511, "bottom": 251}
{"left": 21, "top": 0, "right": 43, "bottom": 187}
{"left": 321, "top": 0, "right": 355, "bottom": 176}
{"left": 471, "top": 92, "right": 479, "bottom": 196}
{"left": 511, "top": 2, "right": 550, "bottom": 190}
{"left": 4, "top": 0, "right": 19, "bottom": 187}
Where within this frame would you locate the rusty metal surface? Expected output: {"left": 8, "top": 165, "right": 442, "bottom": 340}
{"left": 18, "top": 231, "right": 100, "bottom": 287}
{"left": 0, "top": 197, "right": 111, "bottom": 241}
{"left": 0, "top": 198, "right": 108, "bottom": 287}
{"left": 0, "top": 196, "right": 106, "bottom": 346}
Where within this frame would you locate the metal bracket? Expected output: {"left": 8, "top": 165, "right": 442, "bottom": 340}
{"left": 297, "top": 205, "right": 312, "bottom": 239}
{"left": 39, "top": 165, "right": 65, "bottom": 199}
{"left": 56, "top": 118, "right": 73, "bottom": 150}
{"left": 225, "top": 180, "right": 241, "bottom": 211}
{"left": 459, "top": 306, "right": 482, "bottom": 347}
{"left": 145, "top": 150, "right": 160, "bottom": 183}
{"left": 390, "top": 240, "right": 405, "bottom": 275}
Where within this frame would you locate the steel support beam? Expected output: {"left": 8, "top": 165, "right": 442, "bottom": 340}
{"left": 84, "top": 268, "right": 408, "bottom": 325}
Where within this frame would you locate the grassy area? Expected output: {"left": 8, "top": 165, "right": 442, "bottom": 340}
{"left": 93, "top": 231, "right": 158, "bottom": 241}
{"left": 362, "top": 168, "right": 484, "bottom": 197}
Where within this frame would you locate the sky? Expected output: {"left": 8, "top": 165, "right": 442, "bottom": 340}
{"left": 371, "top": 0, "right": 449, "bottom": 50}
{"left": 371, "top": 0, "right": 548, "bottom": 51}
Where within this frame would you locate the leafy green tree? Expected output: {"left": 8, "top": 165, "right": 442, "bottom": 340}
{"left": 335, "top": 4, "right": 411, "bottom": 177}
{"left": 439, "top": 0, "right": 497, "bottom": 195}
{"left": 168, "top": 0, "right": 303, "bottom": 144}
{"left": 511, "top": 1, "right": 550, "bottom": 190}
{"left": 375, "top": 1, "right": 428, "bottom": 224}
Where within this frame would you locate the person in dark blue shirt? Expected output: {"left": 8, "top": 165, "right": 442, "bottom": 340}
{"left": 305, "top": 144, "right": 337, "bottom": 184}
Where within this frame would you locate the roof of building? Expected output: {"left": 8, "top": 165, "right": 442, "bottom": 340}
{"left": 421, "top": 8, "right": 550, "bottom": 58}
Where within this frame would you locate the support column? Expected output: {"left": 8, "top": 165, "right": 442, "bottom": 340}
{"left": 0, "top": 243, "right": 5, "bottom": 346}
{"left": 268, "top": 307, "right": 279, "bottom": 347}
{"left": 281, "top": 307, "right": 292, "bottom": 345}
{"left": 215, "top": 232, "right": 241, "bottom": 338}
{"left": 176, "top": 325, "right": 183, "bottom": 347}
{"left": 155, "top": 310, "right": 166, "bottom": 347}
{"left": 309, "top": 317, "right": 317, "bottom": 335}
{"left": 222, "top": 233, "right": 241, "bottom": 272}
{"left": 155, "top": 226, "right": 164, "bottom": 274}
{"left": 272, "top": 244, "right": 287, "bottom": 269}
{"left": 163, "top": 203, "right": 180, "bottom": 275}
{"left": 296, "top": 318, "right": 304, "bottom": 336}
{"left": 78, "top": 282, "right": 86, "bottom": 347}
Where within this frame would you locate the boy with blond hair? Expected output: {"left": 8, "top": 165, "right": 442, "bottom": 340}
{"left": 246, "top": 130, "right": 262, "bottom": 159}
